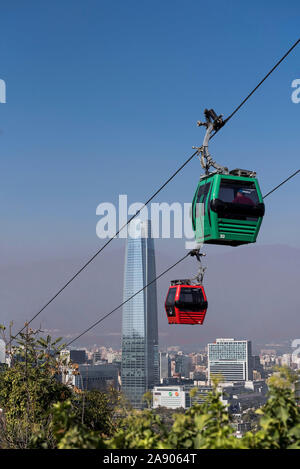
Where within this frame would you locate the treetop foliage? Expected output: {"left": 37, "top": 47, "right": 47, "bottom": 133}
{"left": 0, "top": 326, "right": 299, "bottom": 449}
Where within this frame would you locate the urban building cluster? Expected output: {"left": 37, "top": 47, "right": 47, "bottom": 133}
{"left": 50, "top": 338, "right": 298, "bottom": 424}
{"left": 0, "top": 330, "right": 299, "bottom": 436}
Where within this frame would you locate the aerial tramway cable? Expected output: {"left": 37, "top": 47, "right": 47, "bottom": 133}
{"left": 64, "top": 168, "right": 300, "bottom": 346}
{"left": 10, "top": 38, "right": 300, "bottom": 343}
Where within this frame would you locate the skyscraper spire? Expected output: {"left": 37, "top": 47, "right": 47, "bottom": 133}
{"left": 121, "top": 219, "right": 159, "bottom": 409}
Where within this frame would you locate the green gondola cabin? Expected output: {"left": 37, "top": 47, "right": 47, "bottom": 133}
{"left": 192, "top": 169, "right": 265, "bottom": 246}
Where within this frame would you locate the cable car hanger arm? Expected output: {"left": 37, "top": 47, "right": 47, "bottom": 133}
{"left": 171, "top": 248, "right": 206, "bottom": 286}
{"left": 192, "top": 108, "right": 229, "bottom": 175}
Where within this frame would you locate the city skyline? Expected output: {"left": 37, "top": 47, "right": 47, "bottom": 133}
{"left": 57, "top": 335, "right": 300, "bottom": 399}
{"left": 0, "top": 1, "right": 299, "bottom": 452}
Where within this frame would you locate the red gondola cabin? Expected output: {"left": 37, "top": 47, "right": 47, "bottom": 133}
{"left": 165, "top": 283, "right": 208, "bottom": 325}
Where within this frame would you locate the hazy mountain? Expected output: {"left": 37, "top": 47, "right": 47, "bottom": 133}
{"left": 0, "top": 243, "right": 299, "bottom": 351}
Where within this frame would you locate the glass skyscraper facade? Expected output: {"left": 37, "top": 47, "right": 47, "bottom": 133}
{"left": 159, "top": 351, "right": 171, "bottom": 383}
{"left": 0, "top": 339, "right": 5, "bottom": 364}
{"left": 121, "top": 219, "right": 159, "bottom": 409}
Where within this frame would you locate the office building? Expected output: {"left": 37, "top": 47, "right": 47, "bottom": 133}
{"left": 70, "top": 349, "right": 86, "bottom": 364}
{"left": 159, "top": 352, "right": 171, "bottom": 382}
{"left": 187, "top": 385, "right": 213, "bottom": 406}
{"left": 220, "top": 381, "right": 267, "bottom": 413}
{"left": 121, "top": 219, "right": 159, "bottom": 408}
{"left": 0, "top": 339, "right": 5, "bottom": 364}
{"left": 175, "top": 352, "right": 191, "bottom": 378}
{"left": 152, "top": 384, "right": 213, "bottom": 409}
{"left": 252, "top": 355, "right": 265, "bottom": 379}
{"left": 208, "top": 338, "right": 253, "bottom": 382}
{"left": 93, "top": 351, "right": 102, "bottom": 363}
{"left": 152, "top": 386, "right": 187, "bottom": 409}
{"left": 75, "top": 363, "right": 119, "bottom": 391}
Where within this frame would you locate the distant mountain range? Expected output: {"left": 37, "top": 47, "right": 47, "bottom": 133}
{"left": 0, "top": 243, "right": 299, "bottom": 352}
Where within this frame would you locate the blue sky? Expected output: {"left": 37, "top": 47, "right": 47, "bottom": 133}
{"left": 0, "top": 1, "right": 299, "bottom": 345}
{"left": 0, "top": 0, "right": 299, "bottom": 263}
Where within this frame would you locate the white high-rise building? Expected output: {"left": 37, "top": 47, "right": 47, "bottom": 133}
{"left": 208, "top": 338, "right": 253, "bottom": 383}
{"left": 282, "top": 354, "right": 292, "bottom": 367}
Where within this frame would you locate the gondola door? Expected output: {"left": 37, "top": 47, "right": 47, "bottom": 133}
{"left": 193, "top": 180, "right": 213, "bottom": 244}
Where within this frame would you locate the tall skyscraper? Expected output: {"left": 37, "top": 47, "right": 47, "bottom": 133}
{"left": 159, "top": 351, "right": 171, "bottom": 382}
{"left": 121, "top": 219, "right": 159, "bottom": 408}
{"left": 208, "top": 338, "right": 253, "bottom": 383}
{"left": 175, "top": 352, "right": 191, "bottom": 378}
{"left": 0, "top": 339, "right": 5, "bottom": 364}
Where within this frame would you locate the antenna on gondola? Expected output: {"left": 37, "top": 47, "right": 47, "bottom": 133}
{"left": 170, "top": 249, "right": 207, "bottom": 286}
{"left": 189, "top": 248, "right": 206, "bottom": 285}
{"left": 193, "top": 108, "right": 228, "bottom": 175}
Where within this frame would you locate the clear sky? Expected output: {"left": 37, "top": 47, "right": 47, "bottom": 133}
{"left": 0, "top": 0, "right": 299, "bottom": 262}
{"left": 0, "top": 1, "right": 299, "bottom": 344}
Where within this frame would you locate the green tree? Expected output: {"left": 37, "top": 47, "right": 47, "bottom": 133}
{"left": 51, "top": 400, "right": 106, "bottom": 449}
{"left": 245, "top": 367, "right": 300, "bottom": 449}
{"left": 107, "top": 409, "right": 167, "bottom": 449}
{"left": 2, "top": 323, "right": 300, "bottom": 450}
{"left": 142, "top": 391, "right": 153, "bottom": 409}
{"left": 160, "top": 387, "right": 243, "bottom": 449}
{"left": 71, "top": 388, "right": 120, "bottom": 436}
{"left": 0, "top": 326, "right": 71, "bottom": 448}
